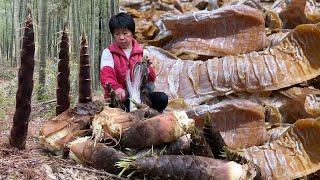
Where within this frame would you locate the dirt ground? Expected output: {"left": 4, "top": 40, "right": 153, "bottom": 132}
{"left": 0, "top": 79, "right": 118, "bottom": 180}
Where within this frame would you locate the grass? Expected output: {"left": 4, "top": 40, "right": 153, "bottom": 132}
{"left": 0, "top": 70, "right": 18, "bottom": 122}
{"left": 33, "top": 58, "right": 79, "bottom": 102}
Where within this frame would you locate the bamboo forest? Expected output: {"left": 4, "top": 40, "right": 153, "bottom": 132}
{"left": 1, "top": 0, "right": 320, "bottom": 179}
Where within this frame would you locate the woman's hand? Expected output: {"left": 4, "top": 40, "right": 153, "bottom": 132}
{"left": 145, "top": 55, "right": 154, "bottom": 67}
{"left": 115, "top": 88, "right": 126, "bottom": 101}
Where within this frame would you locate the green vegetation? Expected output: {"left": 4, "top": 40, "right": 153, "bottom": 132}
{"left": 0, "top": 71, "right": 17, "bottom": 129}
{"left": 0, "top": 56, "right": 92, "bottom": 122}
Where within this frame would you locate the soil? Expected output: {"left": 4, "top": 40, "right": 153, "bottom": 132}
{"left": 0, "top": 78, "right": 117, "bottom": 180}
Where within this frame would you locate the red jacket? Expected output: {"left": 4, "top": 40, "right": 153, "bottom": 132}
{"left": 100, "top": 39, "right": 156, "bottom": 98}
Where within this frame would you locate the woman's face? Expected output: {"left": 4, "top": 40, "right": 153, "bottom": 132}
{"left": 113, "top": 28, "right": 133, "bottom": 49}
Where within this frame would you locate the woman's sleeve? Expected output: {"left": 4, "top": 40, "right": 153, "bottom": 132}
{"left": 147, "top": 67, "right": 156, "bottom": 82}
{"left": 100, "top": 49, "right": 124, "bottom": 91}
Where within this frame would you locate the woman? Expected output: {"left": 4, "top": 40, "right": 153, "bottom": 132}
{"left": 100, "top": 12, "right": 168, "bottom": 112}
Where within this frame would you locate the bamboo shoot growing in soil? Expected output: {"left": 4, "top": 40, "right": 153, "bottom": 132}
{"left": 239, "top": 119, "right": 320, "bottom": 179}
{"left": 69, "top": 138, "right": 127, "bottom": 174}
{"left": 117, "top": 155, "right": 261, "bottom": 180}
{"left": 56, "top": 24, "right": 71, "bottom": 115}
{"left": 119, "top": 111, "right": 195, "bottom": 148}
{"left": 78, "top": 34, "right": 92, "bottom": 103}
{"left": 9, "top": 11, "right": 35, "bottom": 149}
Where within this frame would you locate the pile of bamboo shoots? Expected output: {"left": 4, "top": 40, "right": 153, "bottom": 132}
{"left": 39, "top": 0, "right": 320, "bottom": 179}
{"left": 41, "top": 101, "right": 264, "bottom": 179}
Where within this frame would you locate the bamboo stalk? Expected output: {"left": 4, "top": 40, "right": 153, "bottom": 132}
{"left": 78, "top": 33, "right": 92, "bottom": 103}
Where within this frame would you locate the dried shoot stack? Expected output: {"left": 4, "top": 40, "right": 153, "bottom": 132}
{"left": 9, "top": 10, "right": 35, "bottom": 149}
{"left": 78, "top": 34, "right": 92, "bottom": 103}
{"left": 161, "top": 5, "right": 267, "bottom": 57}
{"left": 186, "top": 99, "right": 268, "bottom": 149}
{"left": 56, "top": 24, "right": 70, "bottom": 115}
{"left": 149, "top": 23, "right": 320, "bottom": 102}
{"left": 239, "top": 119, "right": 320, "bottom": 179}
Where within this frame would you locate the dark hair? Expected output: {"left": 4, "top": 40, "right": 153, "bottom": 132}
{"left": 109, "top": 12, "right": 135, "bottom": 36}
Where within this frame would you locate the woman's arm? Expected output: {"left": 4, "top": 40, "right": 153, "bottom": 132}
{"left": 100, "top": 49, "right": 124, "bottom": 91}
